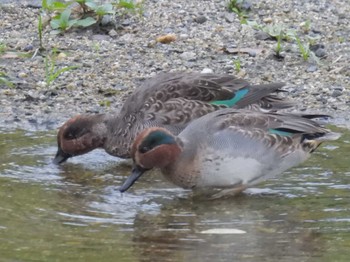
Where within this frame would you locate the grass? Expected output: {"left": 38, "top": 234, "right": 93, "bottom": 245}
{"left": 0, "top": 42, "right": 6, "bottom": 55}
{"left": 295, "top": 35, "right": 310, "bottom": 61}
{"left": 245, "top": 20, "right": 322, "bottom": 63}
{"left": 38, "top": 14, "right": 44, "bottom": 50}
{"left": 233, "top": 59, "right": 241, "bottom": 73}
{"left": 227, "top": 0, "right": 249, "bottom": 23}
{"left": 274, "top": 30, "right": 284, "bottom": 60}
{"left": 44, "top": 49, "right": 79, "bottom": 87}
{"left": 0, "top": 72, "right": 14, "bottom": 88}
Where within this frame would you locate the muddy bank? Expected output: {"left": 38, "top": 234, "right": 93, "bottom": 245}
{"left": 1, "top": 0, "right": 349, "bottom": 131}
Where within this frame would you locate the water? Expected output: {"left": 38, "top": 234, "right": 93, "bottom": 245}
{"left": 0, "top": 127, "right": 349, "bottom": 261}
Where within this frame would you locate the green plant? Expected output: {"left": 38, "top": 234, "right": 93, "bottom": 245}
{"left": 42, "top": 0, "right": 69, "bottom": 12}
{"left": 42, "top": 0, "right": 144, "bottom": 33}
{"left": 99, "top": 100, "right": 111, "bottom": 107}
{"left": 44, "top": 49, "right": 79, "bottom": 87}
{"left": 228, "top": 0, "right": 249, "bottom": 24}
{"left": 338, "top": 37, "right": 345, "bottom": 43}
{"left": 115, "top": 0, "right": 144, "bottom": 15}
{"left": 50, "top": 8, "right": 96, "bottom": 33}
{"left": 300, "top": 20, "right": 311, "bottom": 34}
{"left": 233, "top": 59, "right": 241, "bottom": 72}
{"left": 274, "top": 29, "right": 284, "bottom": 59}
{"left": 295, "top": 35, "right": 310, "bottom": 61}
{"left": 0, "top": 42, "right": 6, "bottom": 55}
{"left": 38, "top": 14, "right": 44, "bottom": 50}
{"left": 86, "top": 2, "right": 115, "bottom": 18}
{"left": 0, "top": 72, "right": 14, "bottom": 88}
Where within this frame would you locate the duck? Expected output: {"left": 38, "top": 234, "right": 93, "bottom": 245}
{"left": 54, "top": 72, "right": 293, "bottom": 164}
{"left": 118, "top": 109, "right": 340, "bottom": 198}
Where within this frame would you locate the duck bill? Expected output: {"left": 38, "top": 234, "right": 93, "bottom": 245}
{"left": 119, "top": 165, "right": 148, "bottom": 193}
{"left": 52, "top": 147, "right": 72, "bottom": 164}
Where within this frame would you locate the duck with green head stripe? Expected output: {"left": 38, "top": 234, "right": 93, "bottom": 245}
{"left": 119, "top": 109, "right": 340, "bottom": 198}
{"left": 54, "top": 72, "right": 293, "bottom": 164}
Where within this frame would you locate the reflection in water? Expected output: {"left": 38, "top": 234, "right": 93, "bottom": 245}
{"left": 0, "top": 128, "right": 349, "bottom": 261}
{"left": 129, "top": 195, "right": 327, "bottom": 262}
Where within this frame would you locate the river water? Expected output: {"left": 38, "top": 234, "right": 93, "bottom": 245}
{"left": 0, "top": 126, "right": 349, "bottom": 261}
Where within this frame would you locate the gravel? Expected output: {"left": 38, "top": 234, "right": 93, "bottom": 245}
{"left": 0, "top": 0, "right": 349, "bottom": 131}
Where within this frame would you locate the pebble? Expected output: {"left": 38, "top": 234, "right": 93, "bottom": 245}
{"left": 179, "top": 51, "right": 197, "bottom": 61}
{"left": 332, "top": 90, "right": 343, "bottom": 98}
{"left": 255, "top": 31, "right": 271, "bottom": 40}
{"left": 263, "top": 17, "right": 273, "bottom": 23}
{"left": 108, "top": 29, "right": 118, "bottom": 37}
{"left": 23, "top": 44, "right": 33, "bottom": 51}
{"left": 224, "top": 13, "right": 236, "bottom": 23}
{"left": 194, "top": 15, "right": 207, "bottom": 24}
{"left": 314, "top": 48, "right": 327, "bottom": 58}
{"left": 201, "top": 68, "right": 214, "bottom": 74}
{"left": 306, "top": 64, "right": 318, "bottom": 72}
{"left": 122, "top": 19, "right": 132, "bottom": 27}
{"left": 56, "top": 52, "right": 67, "bottom": 60}
{"left": 101, "top": 15, "right": 113, "bottom": 26}
{"left": 18, "top": 72, "right": 27, "bottom": 78}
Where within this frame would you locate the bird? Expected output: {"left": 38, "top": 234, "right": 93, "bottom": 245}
{"left": 118, "top": 108, "right": 340, "bottom": 198}
{"left": 53, "top": 72, "right": 292, "bottom": 164}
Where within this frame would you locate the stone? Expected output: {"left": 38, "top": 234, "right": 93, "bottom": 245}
{"left": 194, "top": 15, "right": 207, "bottom": 24}
{"left": 225, "top": 13, "right": 236, "bottom": 23}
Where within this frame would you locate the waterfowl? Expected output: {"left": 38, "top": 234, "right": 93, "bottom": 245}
{"left": 119, "top": 109, "right": 340, "bottom": 198}
{"left": 54, "top": 72, "right": 292, "bottom": 164}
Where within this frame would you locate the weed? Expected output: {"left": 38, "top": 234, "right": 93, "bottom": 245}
{"left": 233, "top": 59, "right": 241, "bottom": 73}
{"left": 42, "top": 0, "right": 69, "bottom": 12}
{"left": 115, "top": 0, "right": 144, "bottom": 15}
{"left": 0, "top": 72, "right": 14, "bottom": 88}
{"left": 338, "top": 37, "right": 345, "bottom": 43}
{"left": 92, "top": 42, "right": 100, "bottom": 52}
{"left": 85, "top": 2, "right": 115, "bottom": 19}
{"left": 300, "top": 20, "right": 311, "bottom": 34}
{"left": 274, "top": 29, "right": 284, "bottom": 60}
{"left": 99, "top": 100, "right": 111, "bottom": 107}
{"left": 50, "top": 8, "right": 96, "bottom": 33}
{"left": 295, "top": 35, "right": 310, "bottom": 61}
{"left": 227, "top": 0, "right": 249, "bottom": 23}
{"left": 44, "top": 49, "right": 79, "bottom": 87}
{"left": 42, "top": 0, "right": 144, "bottom": 33}
{"left": 38, "top": 14, "right": 44, "bottom": 50}
{"left": 0, "top": 42, "right": 6, "bottom": 55}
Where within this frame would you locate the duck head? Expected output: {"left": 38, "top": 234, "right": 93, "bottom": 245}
{"left": 53, "top": 114, "right": 107, "bottom": 164}
{"left": 119, "top": 127, "right": 182, "bottom": 192}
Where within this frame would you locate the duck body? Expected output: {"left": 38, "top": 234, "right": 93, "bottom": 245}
{"left": 119, "top": 109, "right": 340, "bottom": 197}
{"left": 54, "top": 72, "right": 291, "bottom": 164}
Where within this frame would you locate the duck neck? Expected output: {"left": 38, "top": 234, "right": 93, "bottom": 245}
{"left": 103, "top": 114, "right": 132, "bottom": 158}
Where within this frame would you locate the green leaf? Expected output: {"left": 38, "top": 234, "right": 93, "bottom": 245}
{"left": 67, "top": 19, "right": 79, "bottom": 28}
{"left": 85, "top": 1, "right": 98, "bottom": 9}
{"left": 118, "top": 0, "right": 135, "bottom": 9}
{"left": 76, "top": 0, "right": 93, "bottom": 3}
{"left": 52, "top": 2, "right": 69, "bottom": 11}
{"left": 49, "top": 29, "right": 62, "bottom": 35}
{"left": 42, "top": 0, "right": 48, "bottom": 9}
{"left": 95, "top": 3, "right": 115, "bottom": 16}
{"left": 50, "top": 18, "right": 61, "bottom": 29}
{"left": 75, "top": 17, "right": 97, "bottom": 27}
{"left": 51, "top": 66, "right": 79, "bottom": 81}
{"left": 60, "top": 9, "right": 72, "bottom": 23}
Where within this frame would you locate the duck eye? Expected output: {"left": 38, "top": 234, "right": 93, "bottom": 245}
{"left": 65, "top": 132, "right": 75, "bottom": 140}
{"left": 139, "top": 146, "right": 150, "bottom": 153}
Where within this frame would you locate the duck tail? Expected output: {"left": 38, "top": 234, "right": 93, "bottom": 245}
{"left": 303, "top": 131, "right": 341, "bottom": 153}
{"left": 314, "top": 131, "right": 341, "bottom": 142}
